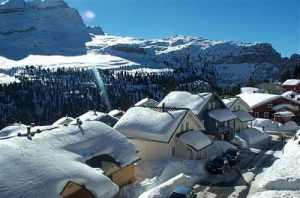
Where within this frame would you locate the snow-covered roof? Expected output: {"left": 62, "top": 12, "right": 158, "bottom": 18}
{"left": 69, "top": 110, "right": 118, "bottom": 125}
{"left": 271, "top": 103, "right": 295, "bottom": 111}
{"left": 158, "top": 91, "right": 212, "bottom": 114}
{"left": 0, "top": 121, "right": 139, "bottom": 198}
{"left": 108, "top": 109, "right": 125, "bottom": 118}
{"left": 281, "top": 90, "right": 298, "bottom": 97}
{"left": 282, "top": 79, "right": 300, "bottom": 86}
{"left": 237, "top": 93, "right": 280, "bottom": 108}
{"left": 233, "top": 110, "right": 255, "bottom": 122}
{"left": 52, "top": 116, "right": 75, "bottom": 126}
{"left": 222, "top": 97, "right": 237, "bottom": 108}
{"left": 208, "top": 109, "right": 237, "bottom": 122}
{"left": 134, "top": 97, "right": 159, "bottom": 107}
{"left": 113, "top": 107, "right": 187, "bottom": 142}
{"left": 178, "top": 130, "right": 212, "bottom": 151}
{"left": 275, "top": 111, "right": 295, "bottom": 117}
{"left": 240, "top": 87, "right": 261, "bottom": 93}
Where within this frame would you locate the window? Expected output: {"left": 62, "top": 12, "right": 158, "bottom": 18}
{"left": 172, "top": 147, "right": 176, "bottom": 157}
{"left": 233, "top": 106, "right": 236, "bottom": 111}
{"left": 237, "top": 105, "right": 240, "bottom": 111}
{"left": 267, "top": 104, "right": 273, "bottom": 108}
{"left": 212, "top": 102, "right": 215, "bottom": 109}
{"left": 186, "top": 122, "right": 189, "bottom": 131}
{"left": 181, "top": 123, "right": 184, "bottom": 132}
{"left": 208, "top": 103, "right": 211, "bottom": 110}
{"left": 202, "top": 120, "right": 205, "bottom": 125}
{"left": 264, "top": 112, "right": 269, "bottom": 118}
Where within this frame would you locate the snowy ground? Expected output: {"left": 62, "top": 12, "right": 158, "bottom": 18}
{"left": 118, "top": 119, "right": 298, "bottom": 198}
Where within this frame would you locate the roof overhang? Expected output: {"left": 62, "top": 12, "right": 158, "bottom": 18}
{"left": 233, "top": 111, "right": 255, "bottom": 122}
{"left": 208, "top": 109, "right": 237, "bottom": 122}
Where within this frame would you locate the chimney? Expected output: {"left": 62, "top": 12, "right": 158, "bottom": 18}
{"left": 76, "top": 118, "right": 82, "bottom": 126}
{"left": 27, "top": 127, "right": 31, "bottom": 136}
{"left": 162, "top": 103, "right": 165, "bottom": 112}
{"left": 94, "top": 109, "right": 97, "bottom": 115}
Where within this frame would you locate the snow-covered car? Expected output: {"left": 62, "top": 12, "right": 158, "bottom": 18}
{"left": 166, "top": 186, "right": 196, "bottom": 198}
{"left": 222, "top": 147, "right": 241, "bottom": 165}
{"left": 206, "top": 156, "right": 229, "bottom": 174}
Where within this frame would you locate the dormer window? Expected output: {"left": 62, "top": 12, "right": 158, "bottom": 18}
{"left": 208, "top": 103, "right": 211, "bottom": 110}
{"left": 267, "top": 104, "right": 273, "bottom": 108}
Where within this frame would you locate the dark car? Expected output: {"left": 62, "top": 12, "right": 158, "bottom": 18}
{"left": 166, "top": 186, "right": 196, "bottom": 198}
{"left": 206, "top": 156, "right": 229, "bottom": 174}
{"left": 222, "top": 147, "right": 241, "bottom": 165}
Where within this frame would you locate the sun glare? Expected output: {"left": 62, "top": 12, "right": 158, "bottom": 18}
{"left": 81, "top": 10, "right": 95, "bottom": 21}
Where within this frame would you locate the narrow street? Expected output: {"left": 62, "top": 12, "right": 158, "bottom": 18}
{"left": 194, "top": 134, "right": 284, "bottom": 197}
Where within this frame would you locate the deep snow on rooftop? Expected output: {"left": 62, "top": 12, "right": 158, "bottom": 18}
{"left": 0, "top": 121, "right": 139, "bottom": 198}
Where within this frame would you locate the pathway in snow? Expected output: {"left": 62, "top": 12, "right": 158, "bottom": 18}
{"left": 195, "top": 134, "right": 282, "bottom": 198}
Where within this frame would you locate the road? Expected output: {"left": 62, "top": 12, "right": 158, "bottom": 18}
{"left": 194, "top": 134, "right": 285, "bottom": 198}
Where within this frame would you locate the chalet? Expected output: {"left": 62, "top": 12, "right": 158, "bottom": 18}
{"left": 282, "top": 79, "right": 300, "bottom": 91}
{"left": 259, "top": 82, "right": 284, "bottom": 95}
{"left": 0, "top": 121, "right": 140, "bottom": 198}
{"left": 237, "top": 93, "right": 300, "bottom": 121}
{"left": 114, "top": 106, "right": 212, "bottom": 161}
{"left": 157, "top": 91, "right": 237, "bottom": 141}
{"left": 223, "top": 97, "right": 255, "bottom": 131}
{"left": 70, "top": 110, "right": 119, "bottom": 127}
{"left": 134, "top": 97, "right": 159, "bottom": 107}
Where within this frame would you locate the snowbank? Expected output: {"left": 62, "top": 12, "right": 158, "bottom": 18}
{"left": 257, "top": 138, "right": 300, "bottom": 191}
{"left": 138, "top": 174, "right": 195, "bottom": 198}
{"left": 252, "top": 118, "right": 298, "bottom": 132}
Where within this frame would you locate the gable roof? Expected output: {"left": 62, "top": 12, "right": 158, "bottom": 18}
{"left": 0, "top": 121, "right": 139, "bottom": 198}
{"left": 223, "top": 97, "right": 237, "bottom": 108}
{"left": 157, "top": 91, "right": 212, "bottom": 114}
{"left": 282, "top": 79, "right": 300, "bottom": 86}
{"left": 237, "top": 93, "right": 281, "bottom": 108}
{"left": 223, "top": 97, "right": 253, "bottom": 112}
{"left": 113, "top": 106, "right": 188, "bottom": 142}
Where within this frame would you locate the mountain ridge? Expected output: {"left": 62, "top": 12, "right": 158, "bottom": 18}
{"left": 0, "top": 0, "right": 299, "bottom": 88}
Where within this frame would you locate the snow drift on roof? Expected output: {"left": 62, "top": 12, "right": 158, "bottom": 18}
{"left": 158, "top": 91, "right": 212, "bottom": 114}
{"left": 178, "top": 130, "right": 212, "bottom": 151}
{"left": 113, "top": 107, "right": 186, "bottom": 142}
{"left": 0, "top": 121, "right": 139, "bottom": 198}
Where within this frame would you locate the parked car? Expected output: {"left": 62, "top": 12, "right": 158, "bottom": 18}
{"left": 206, "top": 156, "right": 229, "bottom": 174}
{"left": 166, "top": 186, "right": 196, "bottom": 198}
{"left": 222, "top": 147, "right": 241, "bottom": 165}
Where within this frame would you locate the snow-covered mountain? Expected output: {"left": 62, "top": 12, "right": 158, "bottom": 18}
{"left": 0, "top": 0, "right": 299, "bottom": 87}
{"left": 0, "top": 0, "right": 104, "bottom": 60}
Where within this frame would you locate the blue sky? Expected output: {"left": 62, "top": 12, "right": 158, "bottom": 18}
{"left": 1, "top": 0, "right": 299, "bottom": 57}
{"left": 62, "top": 0, "right": 299, "bottom": 58}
